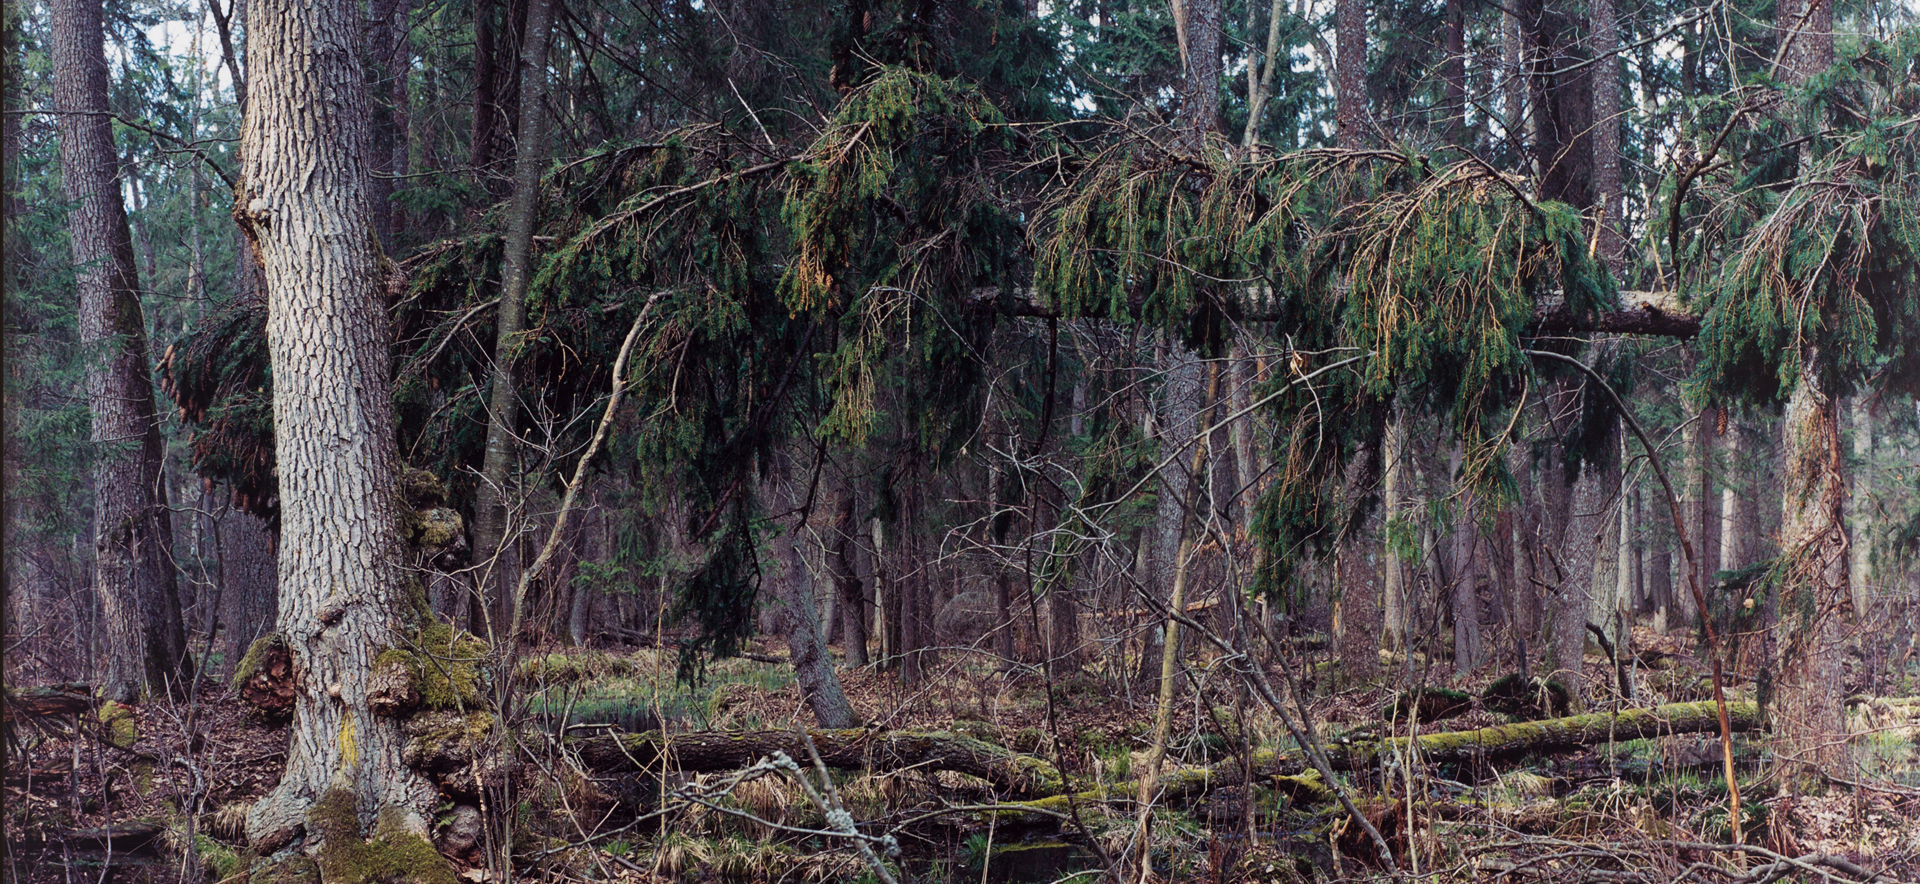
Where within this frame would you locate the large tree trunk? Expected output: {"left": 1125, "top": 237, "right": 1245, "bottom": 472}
{"left": 1773, "top": 362, "right": 1851, "bottom": 778}
{"left": 1521, "top": 0, "right": 1595, "bottom": 210}
{"left": 830, "top": 491, "right": 868, "bottom": 669}
{"left": 472, "top": 0, "right": 555, "bottom": 637}
{"left": 52, "top": 0, "right": 191, "bottom": 702}
{"left": 1769, "top": 8, "right": 1844, "bottom": 779}
{"left": 1335, "top": 0, "right": 1367, "bottom": 149}
{"left": 1590, "top": 0, "right": 1624, "bottom": 268}
{"left": 1175, "top": 0, "right": 1221, "bottom": 151}
{"left": 217, "top": 507, "right": 278, "bottom": 677}
{"left": 771, "top": 526, "right": 857, "bottom": 728}
{"left": 237, "top": 0, "right": 438, "bottom": 848}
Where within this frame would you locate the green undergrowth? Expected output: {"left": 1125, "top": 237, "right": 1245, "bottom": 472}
{"left": 521, "top": 649, "right": 793, "bottom": 731}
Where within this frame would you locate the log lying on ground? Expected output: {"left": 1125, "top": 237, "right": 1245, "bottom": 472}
{"left": 572, "top": 702, "right": 1755, "bottom": 822}
{"left": 982, "top": 701, "right": 1760, "bottom": 822}
{"left": 3, "top": 684, "right": 96, "bottom": 721}
{"left": 574, "top": 728, "right": 1065, "bottom": 797}
{"left": 1331, "top": 700, "right": 1760, "bottom": 769}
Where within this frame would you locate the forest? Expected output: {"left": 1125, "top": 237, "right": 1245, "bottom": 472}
{"left": 5, "top": 0, "right": 1920, "bottom": 879}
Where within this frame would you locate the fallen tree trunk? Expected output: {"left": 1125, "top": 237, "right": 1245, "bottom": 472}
{"left": 1332, "top": 700, "right": 1761, "bottom": 769}
{"left": 3, "top": 684, "right": 96, "bottom": 721}
{"left": 573, "top": 728, "right": 1065, "bottom": 797}
{"left": 572, "top": 702, "right": 1756, "bottom": 820}
{"left": 981, "top": 701, "right": 1760, "bottom": 822}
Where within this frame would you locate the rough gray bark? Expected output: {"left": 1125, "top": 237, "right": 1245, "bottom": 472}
{"left": 1590, "top": 0, "right": 1624, "bottom": 268}
{"left": 217, "top": 507, "right": 278, "bottom": 676}
{"left": 52, "top": 0, "right": 191, "bottom": 701}
{"left": 1449, "top": 445, "right": 1482, "bottom": 676}
{"left": 472, "top": 0, "right": 555, "bottom": 634}
{"left": 773, "top": 532, "right": 856, "bottom": 728}
{"left": 1774, "top": 362, "right": 1850, "bottom": 777}
{"left": 1381, "top": 410, "right": 1410, "bottom": 651}
{"left": 1175, "top": 0, "right": 1222, "bottom": 150}
{"left": 1335, "top": 441, "right": 1382, "bottom": 685}
{"left": 236, "top": 0, "right": 436, "bottom": 845}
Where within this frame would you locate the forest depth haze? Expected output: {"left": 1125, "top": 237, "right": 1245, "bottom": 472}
{"left": 5, "top": 0, "right": 1920, "bottom": 880}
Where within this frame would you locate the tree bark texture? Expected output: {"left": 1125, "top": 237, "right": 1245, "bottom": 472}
{"left": 830, "top": 491, "right": 868, "bottom": 669}
{"left": 1770, "top": 8, "right": 1844, "bottom": 777}
{"left": 52, "top": 0, "right": 191, "bottom": 702}
{"left": 1774, "top": 363, "right": 1850, "bottom": 777}
{"left": 772, "top": 526, "right": 857, "bottom": 729}
{"left": 1590, "top": 0, "right": 1624, "bottom": 269}
{"left": 473, "top": 0, "right": 554, "bottom": 635}
{"left": 237, "top": 0, "right": 436, "bottom": 846}
{"left": 1335, "top": 0, "right": 1367, "bottom": 149}
{"left": 1173, "top": 0, "right": 1222, "bottom": 152}
{"left": 1521, "top": 0, "right": 1594, "bottom": 209}
{"left": 218, "top": 507, "right": 279, "bottom": 676}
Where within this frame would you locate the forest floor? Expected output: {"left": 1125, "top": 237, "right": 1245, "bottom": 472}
{"left": 9, "top": 632, "right": 1920, "bottom": 883}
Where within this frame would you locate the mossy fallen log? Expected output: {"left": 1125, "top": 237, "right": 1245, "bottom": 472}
{"left": 574, "top": 728, "right": 1065, "bottom": 796}
{"left": 577, "top": 702, "right": 1754, "bottom": 822}
{"left": 1331, "top": 700, "right": 1761, "bottom": 768}
{"left": 983, "top": 701, "right": 1758, "bottom": 822}
{"left": 3, "top": 684, "right": 95, "bottom": 721}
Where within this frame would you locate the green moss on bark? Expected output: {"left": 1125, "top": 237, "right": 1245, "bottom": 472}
{"left": 231, "top": 634, "right": 289, "bottom": 691}
{"left": 376, "top": 627, "right": 487, "bottom": 711}
{"left": 308, "top": 788, "right": 457, "bottom": 884}
{"left": 97, "top": 700, "right": 138, "bottom": 749}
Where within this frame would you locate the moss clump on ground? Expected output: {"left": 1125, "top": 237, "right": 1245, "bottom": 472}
{"left": 196, "top": 835, "right": 247, "bottom": 882}
{"left": 307, "top": 788, "right": 457, "bottom": 884}
{"left": 97, "top": 700, "right": 138, "bottom": 749}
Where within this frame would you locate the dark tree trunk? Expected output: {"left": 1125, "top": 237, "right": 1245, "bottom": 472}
{"left": 473, "top": 0, "right": 554, "bottom": 637}
{"left": 1591, "top": 0, "right": 1623, "bottom": 269}
{"left": 217, "top": 507, "right": 278, "bottom": 677}
{"left": 1521, "top": 0, "right": 1595, "bottom": 209}
{"left": 52, "top": 0, "right": 192, "bottom": 701}
{"left": 364, "top": 0, "right": 410, "bottom": 252}
{"left": 830, "top": 491, "right": 868, "bottom": 668}
{"left": 1175, "top": 0, "right": 1222, "bottom": 150}
{"left": 1335, "top": 0, "right": 1367, "bottom": 149}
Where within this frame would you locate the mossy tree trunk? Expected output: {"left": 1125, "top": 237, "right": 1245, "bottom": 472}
{"left": 236, "top": 0, "right": 437, "bottom": 848}
{"left": 1770, "top": 0, "right": 1845, "bottom": 782}
{"left": 51, "top": 0, "right": 192, "bottom": 702}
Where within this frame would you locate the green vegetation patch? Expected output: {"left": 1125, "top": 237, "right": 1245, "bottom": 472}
{"left": 97, "top": 700, "right": 138, "bottom": 749}
{"left": 307, "top": 788, "right": 457, "bottom": 884}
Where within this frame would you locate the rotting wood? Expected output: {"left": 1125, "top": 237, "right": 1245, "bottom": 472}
{"left": 3, "top": 684, "right": 95, "bottom": 721}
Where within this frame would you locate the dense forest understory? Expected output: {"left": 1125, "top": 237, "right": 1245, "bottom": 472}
{"left": 5, "top": 0, "right": 1920, "bottom": 880}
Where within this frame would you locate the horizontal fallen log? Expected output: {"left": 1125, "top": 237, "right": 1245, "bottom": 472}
{"left": 3, "top": 684, "right": 95, "bottom": 721}
{"left": 982, "top": 701, "right": 1760, "bottom": 821}
{"left": 1331, "top": 700, "right": 1761, "bottom": 769}
{"left": 574, "top": 728, "right": 1065, "bottom": 797}
{"left": 572, "top": 702, "right": 1756, "bottom": 824}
